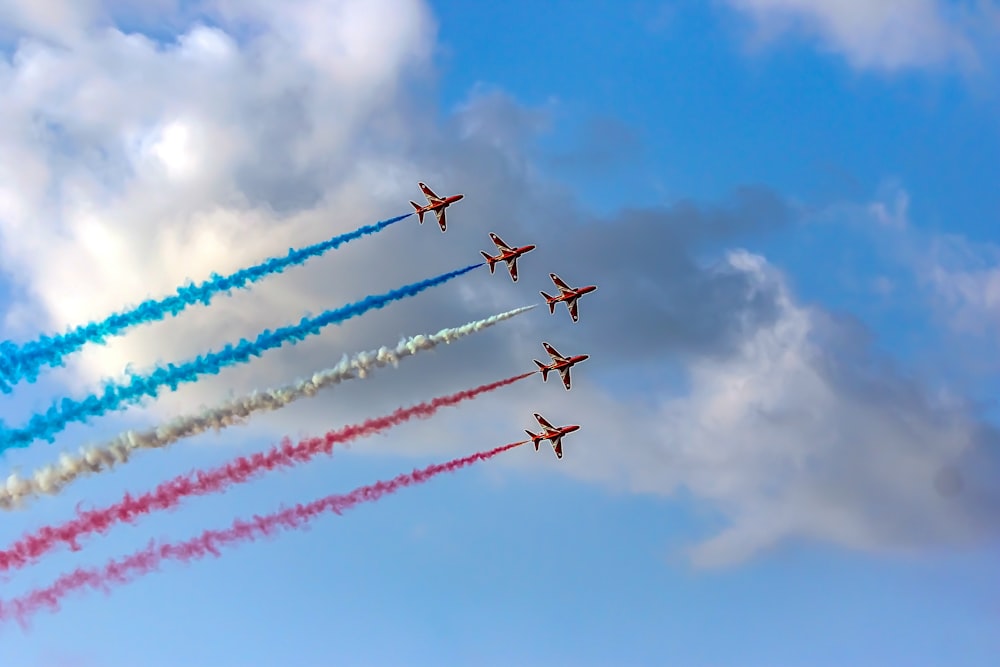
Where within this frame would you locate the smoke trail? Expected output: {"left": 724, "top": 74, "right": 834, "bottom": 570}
{"left": 0, "top": 373, "right": 533, "bottom": 573}
{"left": 0, "top": 262, "right": 483, "bottom": 453}
{"left": 0, "top": 441, "right": 524, "bottom": 628}
{"left": 0, "top": 213, "right": 411, "bottom": 393}
{"left": 0, "top": 305, "right": 536, "bottom": 508}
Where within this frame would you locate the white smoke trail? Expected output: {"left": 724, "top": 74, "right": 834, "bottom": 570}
{"left": 0, "top": 305, "right": 536, "bottom": 509}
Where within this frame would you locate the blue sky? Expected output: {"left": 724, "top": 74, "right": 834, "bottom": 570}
{"left": 0, "top": 1, "right": 999, "bottom": 665}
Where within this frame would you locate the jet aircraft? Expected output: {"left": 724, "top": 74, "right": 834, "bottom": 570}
{"left": 410, "top": 182, "right": 464, "bottom": 232}
{"left": 533, "top": 342, "right": 589, "bottom": 390}
{"left": 480, "top": 232, "right": 536, "bottom": 282}
{"left": 540, "top": 273, "right": 597, "bottom": 322}
{"left": 525, "top": 412, "right": 580, "bottom": 459}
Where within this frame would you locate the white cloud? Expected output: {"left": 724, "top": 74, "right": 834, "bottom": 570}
{"left": 867, "top": 185, "right": 909, "bottom": 229}
{"left": 725, "top": 0, "right": 986, "bottom": 71}
{"left": 0, "top": 0, "right": 995, "bottom": 568}
{"left": 925, "top": 235, "right": 1000, "bottom": 335}
{"left": 848, "top": 182, "right": 1000, "bottom": 341}
{"left": 0, "top": 0, "right": 101, "bottom": 44}
{"left": 403, "top": 247, "right": 999, "bottom": 568}
{"left": 0, "top": 0, "right": 438, "bottom": 385}
{"left": 654, "top": 252, "right": 995, "bottom": 565}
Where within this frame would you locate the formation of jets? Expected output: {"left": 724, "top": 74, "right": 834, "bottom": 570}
{"left": 410, "top": 182, "right": 598, "bottom": 459}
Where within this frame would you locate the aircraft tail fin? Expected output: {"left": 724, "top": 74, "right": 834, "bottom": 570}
{"left": 410, "top": 201, "right": 425, "bottom": 224}
{"left": 480, "top": 251, "right": 497, "bottom": 273}
{"left": 533, "top": 360, "right": 549, "bottom": 380}
{"left": 540, "top": 292, "right": 556, "bottom": 313}
{"left": 526, "top": 430, "right": 540, "bottom": 450}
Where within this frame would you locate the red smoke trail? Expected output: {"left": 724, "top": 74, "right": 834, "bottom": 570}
{"left": 0, "top": 440, "right": 525, "bottom": 627}
{"left": 0, "top": 372, "right": 534, "bottom": 574}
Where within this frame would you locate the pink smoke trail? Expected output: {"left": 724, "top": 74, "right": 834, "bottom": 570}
{"left": 0, "top": 440, "right": 526, "bottom": 627}
{"left": 0, "top": 372, "right": 534, "bottom": 574}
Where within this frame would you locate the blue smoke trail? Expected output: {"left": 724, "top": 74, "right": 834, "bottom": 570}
{"left": 0, "top": 262, "right": 482, "bottom": 454}
{"left": 0, "top": 213, "right": 412, "bottom": 393}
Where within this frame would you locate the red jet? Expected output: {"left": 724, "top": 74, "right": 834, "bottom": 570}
{"left": 540, "top": 273, "right": 597, "bottom": 323}
{"left": 410, "top": 182, "right": 464, "bottom": 232}
{"left": 480, "top": 232, "right": 536, "bottom": 282}
{"left": 525, "top": 413, "right": 580, "bottom": 460}
{"left": 533, "top": 342, "right": 589, "bottom": 390}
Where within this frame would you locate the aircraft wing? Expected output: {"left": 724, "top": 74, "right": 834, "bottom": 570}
{"left": 506, "top": 257, "right": 519, "bottom": 281}
{"left": 534, "top": 413, "right": 555, "bottom": 430}
{"left": 542, "top": 342, "right": 565, "bottom": 362}
{"left": 568, "top": 298, "right": 579, "bottom": 322}
{"left": 551, "top": 436, "right": 563, "bottom": 459}
{"left": 558, "top": 367, "right": 572, "bottom": 390}
{"left": 435, "top": 208, "right": 447, "bottom": 231}
{"left": 550, "top": 273, "right": 572, "bottom": 293}
{"left": 419, "top": 182, "right": 443, "bottom": 202}
{"left": 489, "top": 232, "right": 512, "bottom": 251}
